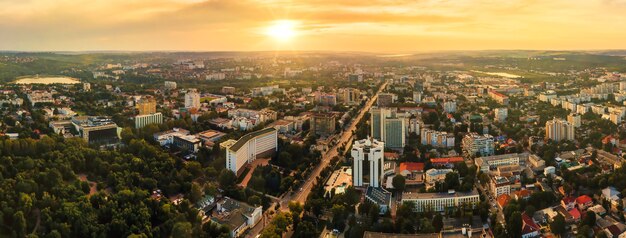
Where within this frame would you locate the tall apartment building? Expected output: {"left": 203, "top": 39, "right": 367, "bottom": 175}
{"left": 420, "top": 128, "right": 455, "bottom": 148}
{"left": 443, "top": 100, "right": 457, "bottom": 113}
{"left": 136, "top": 96, "right": 157, "bottom": 115}
{"left": 225, "top": 128, "right": 278, "bottom": 175}
{"left": 352, "top": 138, "right": 385, "bottom": 187}
{"left": 461, "top": 133, "right": 495, "bottom": 157}
{"left": 184, "top": 88, "right": 201, "bottom": 109}
{"left": 545, "top": 118, "right": 575, "bottom": 142}
{"left": 567, "top": 113, "right": 581, "bottom": 128}
{"left": 494, "top": 108, "right": 508, "bottom": 122}
{"left": 338, "top": 88, "right": 361, "bottom": 105}
{"left": 370, "top": 107, "right": 406, "bottom": 148}
{"left": 135, "top": 113, "right": 163, "bottom": 129}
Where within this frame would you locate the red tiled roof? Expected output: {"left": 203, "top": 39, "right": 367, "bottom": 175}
{"left": 569, "top": 208, "right": 581, "bottom": 220}
{"left": 430, "top": 157, "right": 464, "bottom": 164}
{"left": 399, "top": 162, "right": 425, "bottom": 173}
{"left": 497, "top": 194, "right": 511, "bottom": 208}
{"left": 576, "top": 195, "right": 593, "bottom": 205}
{"left": 521, "top": 213, "right": 540, "bottom": 235}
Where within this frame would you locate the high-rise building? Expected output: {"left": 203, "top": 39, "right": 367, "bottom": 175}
{"left": 413, "top": 91, "right": 422, "bottom": 103}
{"left": 567, "top": 113, "right": 581, "bottom": 128}
{"left": 185, "top": 88, "right": 201, "bottom": 109}
{"left": 370, "top": 107, "right": 406, "bottom": 148}
{"left": 377, "top": 93, "right": 396, "bottom": 107}
{"left": 443, "top": 100, "right": 457, "bottom": 113}
{"left": 494, "top": 108, "right": 508, "bottom": 122}
{"left": 83, "top": 83, "right": 91, "bottom": 92}
{"left": 311, "top": 113, "right": 336, "bottom": 136}
{"left": 136, "top": 96, "right": 157, "bottom": 115}
{"left": 461, "top": 133, "right": 495, "bottom": 157}
{"left": 352, "top": 138, "right": 385, "bottom": 187}
{"left": 338, "top": 88, "right": 361, "bottom": 105}
{"left": 545, "top": 118, "right": 575, "bottom": 142}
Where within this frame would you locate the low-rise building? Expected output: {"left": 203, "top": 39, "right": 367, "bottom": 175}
{"left": 211, "top": 197, "right": 262, "bottom": 238}
{"left": 401, "top": 189, "right": 480, "bottom": 212}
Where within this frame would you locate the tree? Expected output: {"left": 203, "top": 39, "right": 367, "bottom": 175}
{"left": 293, "top": 221, "right": 316, "bottom": 238}
{"left": 171, "top": 222, "right": 192, "bottom": 238}
{"left": 433, "top": 214, "right": 444, "bottom": 232}
{"left": 506, "top": 211, "right": 522, "bottom": 238}
{"left": 248, "top": 195, "right": 262, "bottom": 207}
{"left": 583, "top": 211, "right": 596, "bottom": 227}
{"left": 550, "top": 214, "right": 566, "bottom": 236}
{"left": 392, "top": 175, "right": 406, "bottom": 193}
{"left": 420, "top": 218, "right": 435, "bottom": 233}
{"left": 218, "top": 169, "right": 237, "bottom": 189}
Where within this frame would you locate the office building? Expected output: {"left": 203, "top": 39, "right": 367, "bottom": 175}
{"left": 545, "top": 118, "right": 575, "bottom": 142}
{"left": 71, "top": 116, "right": 119, "bottom": 144}
{"left": 365, "top": 187, "right": 392, "bottom": 215}
{"left": 311, "top": 113, "right": 337, "bottom": 136}
{"left": 185, "top": 88, "right": 201, "bottom": 109}
{"left": 377, "top": 93, "right": 396, "bottom": 107}
{"left": 352, "top": 138, "right": 385, "bottom": 187}
{"left": 370, "top": 107, "right": 406, "bottom": 148}
{"left": 226, "top": 128, "right": 278, "bottom": 175}
{"left": 173, "top": 134, "right": 202, "bottom": 152}
{"left": 475, "top": 153, "right": 526, "bottom": 172}
{"left": 401, "top": 190, "right": 480, "bottom": 212}
{"left": 461, "top": 133, "right": 495, "bottom": 157}
{"left": 135, "top": 112, "right": 163, "bottom": 129}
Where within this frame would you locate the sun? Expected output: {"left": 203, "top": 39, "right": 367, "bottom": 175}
{"left": 265, "top": 20, "right": 299, "bottom": 42}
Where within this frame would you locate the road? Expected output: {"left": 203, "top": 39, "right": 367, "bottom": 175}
{"left": 245, "top": 80, "right": 388, "bottom": 238}
{"left": 289, "top": 80, "right": 388, "bottom": 206}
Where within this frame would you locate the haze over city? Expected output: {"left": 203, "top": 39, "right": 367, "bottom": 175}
{"left": 3, "top": 0, "right": 626, "bottom": 51}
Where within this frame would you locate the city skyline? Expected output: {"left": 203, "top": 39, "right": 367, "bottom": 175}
{"left": 3, "top": 0, "right": 626, "bottom": 52}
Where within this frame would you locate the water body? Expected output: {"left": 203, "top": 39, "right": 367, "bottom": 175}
{"left": 14, "top": 76, "right": 80, "bottom": 85}
{"left": 471, "top": 70, "right": 521, "bottom": 78}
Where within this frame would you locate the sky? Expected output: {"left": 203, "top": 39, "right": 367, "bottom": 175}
{"left": 1, "top": 0, "right": 626, "bottom": 52}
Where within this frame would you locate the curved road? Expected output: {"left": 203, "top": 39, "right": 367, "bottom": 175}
{"left": 246, "top": 81, "right": 388, "bottom": 238}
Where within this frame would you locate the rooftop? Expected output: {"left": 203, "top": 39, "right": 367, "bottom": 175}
{"left": 229, "top": 127, "right": 276, "bottom": 152}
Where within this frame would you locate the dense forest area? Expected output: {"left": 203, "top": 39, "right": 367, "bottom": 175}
{"left": 0, "top": 135, "right": 226, "bottom": 237}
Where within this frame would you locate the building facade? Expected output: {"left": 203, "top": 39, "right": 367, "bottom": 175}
{"left": 545, "top": 117, "right": 575, "bottom": 142}
{"left": 352, "top": 138, "right": 385, "bottom": 187}
{"left": 226, "top": 128, "right": 278, "bottom": 175}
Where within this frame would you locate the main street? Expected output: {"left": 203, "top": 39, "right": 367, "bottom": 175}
{"left": 245, "top": 80, "right": 388, "bottom": 238}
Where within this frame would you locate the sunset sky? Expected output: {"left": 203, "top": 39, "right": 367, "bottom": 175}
{"left": 2, "top": 0, "right": 626, "bottom": 52}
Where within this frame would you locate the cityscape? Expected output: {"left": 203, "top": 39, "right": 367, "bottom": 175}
{"left": 2, "top": 1, "right": 626, "bottom": 238}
